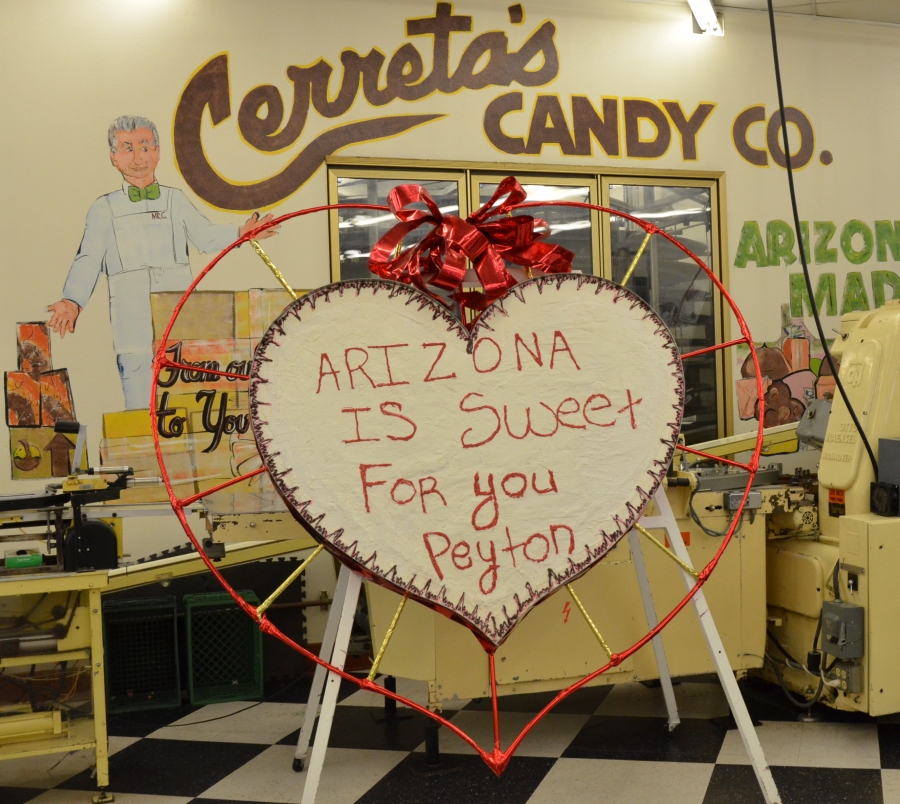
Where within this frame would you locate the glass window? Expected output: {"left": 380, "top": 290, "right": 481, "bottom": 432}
{"left": 328, "top": 166, "right": 727, "bottom": 440}
{"left": 478, "top": 183, "right": 593, "bottom": 274}
{"left": 607, "top": 184, "right": 717, "bottom": 444}
{"left": 335, "top": 177, "right": 461, "bottom": 281}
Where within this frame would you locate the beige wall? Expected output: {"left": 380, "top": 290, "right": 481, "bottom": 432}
{"left": 1, "top": 0, "right": 898, "bottom": 506}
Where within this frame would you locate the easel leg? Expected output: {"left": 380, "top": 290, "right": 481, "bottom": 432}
{"left": 300, "top": 569, "right": 362, "bottom": 804}
{"left": 650, "top": 489, "right": 781, "bottom": 804}
{"left": 627, "top": 530, "right": 680, "bottom": 731}
{"left": 294, "top": 564, "right": 352, "bottom": 771}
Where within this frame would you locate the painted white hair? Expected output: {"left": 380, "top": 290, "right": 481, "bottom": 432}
{"left": 108, "top": 116, "right": 159, "bottom": 151}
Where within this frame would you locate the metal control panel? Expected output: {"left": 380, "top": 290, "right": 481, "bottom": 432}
{"left": 821, "top": 600, "right": 864, "bottom": 660}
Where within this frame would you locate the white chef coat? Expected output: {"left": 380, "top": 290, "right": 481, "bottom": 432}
{"left": 62, "top": 181, "right": 238, "bottom": 408}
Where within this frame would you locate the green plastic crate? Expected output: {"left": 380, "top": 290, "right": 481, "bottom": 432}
{"left": 103, "top": 596, "right": 181, "bottom": 713}
{"left": 185, "top": 590, "right": 263, "bottom": 705}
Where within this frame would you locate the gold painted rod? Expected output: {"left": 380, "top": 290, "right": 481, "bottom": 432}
{"left": 256, "top": 545, "right": 324, "bottom": 618}
{"left": 566, "top": 583, "right": 613, "bottom": 658}
{"left": 367, "top": 594, "right": 409, "bottom": 682}
{"left": 620, "top": 230, "right": 653, "bottom": 288}
{"left": 249, "top": 239, "right": 298, "bottom": 300}
{"left": 634, "top": 523, "right": 699, "bottom": 579}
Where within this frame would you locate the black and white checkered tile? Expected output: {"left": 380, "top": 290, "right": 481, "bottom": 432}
{"left": 3, "top": 677, "right": 899, "bottom": 804}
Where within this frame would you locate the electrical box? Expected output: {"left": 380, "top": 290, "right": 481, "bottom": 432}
{"left": 797, "top": 399, "right": 831, "bottom": 449}
{"left": 830, "top": 660, "right": 865, "bottom": 694}
{"left": 821, "top": 599, "right": 864, "bottom": 659}
{"left": 725, "top": 490, "right": 761, "bottom": 512}
{"left": 879, "top": 438, "right": 900, "bottom": 486}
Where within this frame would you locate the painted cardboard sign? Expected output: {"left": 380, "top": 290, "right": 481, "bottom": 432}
{"left": 5, "top": 322, "right": 84, "bottom": 479}
{"left": 250, "top": 276, "right": 684, "bottom": 645}
{"left": 98, "top": 288, "right": 295, "bottom": 507}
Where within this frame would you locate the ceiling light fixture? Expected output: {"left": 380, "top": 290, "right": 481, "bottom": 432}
{"left": 687, "top": 0, "right": 723, "bottom": 35}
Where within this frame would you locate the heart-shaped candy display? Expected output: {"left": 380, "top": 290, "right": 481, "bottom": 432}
{"left": 250, "top": 274, "right": 684, "bottom": 647}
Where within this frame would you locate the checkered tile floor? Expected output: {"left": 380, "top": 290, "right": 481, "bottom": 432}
{"left": 4, "top": 676, "right": 900, "bottom": 804}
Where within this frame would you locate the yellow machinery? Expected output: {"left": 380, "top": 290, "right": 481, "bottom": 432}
{"left": 366, "top": 301, "right": 900, "bottom": 715}
{"left": 0, "top": 572, "right": 111, "bottom": 801}
{"left": 0, "top": 495, "right": 317, "bottom": 803}
{"left": 5, "top": 298, "right": 898, "bottom": 799}
{"left": 763, "top": 300, "right": 900, "bottom": 716}
{"left": 366, "top": 477, "right": 787, "bottom": 707}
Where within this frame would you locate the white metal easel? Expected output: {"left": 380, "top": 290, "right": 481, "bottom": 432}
{"left": 640, "top": 487, "right": 781, "bottom": 803}
{"left": 293, "top": 485, "right": 780, "bottom": 804}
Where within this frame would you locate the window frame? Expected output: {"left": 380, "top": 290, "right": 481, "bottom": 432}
{"left": 601, "top": 175, "right": 729, "bottom": 439}
{"left": 327, "top": 166, "right": 469, "bottom": 284}
{"left": 326, "top": 157, "right": 732, "bottom": 437}
{"left": 469, "top": 172, "right": 602, "bottom": 278}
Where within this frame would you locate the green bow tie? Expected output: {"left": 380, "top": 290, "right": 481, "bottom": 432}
{"left": 127, "top": 183, "right": 160, "bottom": 202}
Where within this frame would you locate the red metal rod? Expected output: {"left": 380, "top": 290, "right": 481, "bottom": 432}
{"left": 682, "top": 337, "right": 748, "bottom": 361}
{"left": 177, "top": 467, "right": 267, "bottom": 507}
{"left": 150, "top": 204, "right": 390, "bottom": 509}
{"left": 166, "top": 501, "right": 492, "bottom": 761}
{"left": 490, "top": 652, "right": 501, "bottom": 753}
{"left": 260, "top": 620, "right": 491, "bottom": 759}
{"left": 676, "top": 444, "right": 751, "bottom": 471}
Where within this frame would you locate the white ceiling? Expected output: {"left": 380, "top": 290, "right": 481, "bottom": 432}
{"left": 621, "top": 0, "right": 900, "bottom": 25}
{"left": 718, "top": 0, "right": 900, "bottom": 24}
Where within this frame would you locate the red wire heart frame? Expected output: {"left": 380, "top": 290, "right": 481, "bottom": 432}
{"left": 151, "top": 199, "right": 765, "bottom": 777}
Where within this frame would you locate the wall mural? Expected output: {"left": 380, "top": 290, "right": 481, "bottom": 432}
{"left": 733, "top": 216, "right": 900, "bottom": 427}
{"left": 735, "top": 310, "right": 834, "bottom": 428}
{"left": 5, "top": 2, "right": 899, "bottom": 493}
{"left": 46, "top": 116, "right": 278, "bottom": 410}
{"left": 174, "top": 3, "right": 558, "bottom": 210}
{"left": 11, "top": 115, "right": 279, "bottom": 505}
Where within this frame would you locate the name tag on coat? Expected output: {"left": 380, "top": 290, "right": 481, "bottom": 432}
{"left": 108, "top": 188, "right": 179, "bottom": 273}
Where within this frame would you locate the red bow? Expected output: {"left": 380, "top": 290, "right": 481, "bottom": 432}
{"left": 368, "top": 177, "right": 573, "bottom": 319}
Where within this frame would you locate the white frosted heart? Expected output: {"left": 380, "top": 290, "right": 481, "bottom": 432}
{"left": 250, "top": 275, "right": 683, "bottom": 646}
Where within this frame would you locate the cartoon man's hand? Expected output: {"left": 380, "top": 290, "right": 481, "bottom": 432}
{"left": 240, "top": 212, "right": 280, "bottom": 241}
{"left": 46, "top": 299, "right": 81, "bottom": 338}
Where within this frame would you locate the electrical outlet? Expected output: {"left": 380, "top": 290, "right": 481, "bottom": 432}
{"left": 829, "top": 660, "right": 864, "bottom": 694}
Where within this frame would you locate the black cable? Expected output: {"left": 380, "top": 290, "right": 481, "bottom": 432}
{"left": 766, "top": 629, "right": 803, "bottom": 668}
{"left": 162, "top": 701, "right": 263, "bottom": 726}
{"left": 766, "top": 0, "right": 878, "bottom": 480}
{"left": 832, "top": 559, "right": 841, "bottom": 603}
{"left": 110, "top": 675, "right": 307, "bottom": 729}
{"left": 766, "top": 607, "right": 835, "bottom": 710}
{"left": 688, "top": 487, "right": 741, "bottom": 537}
{"left": 21, "top": 593, "right": 48, "bottom": 627}
{"left": 766, "top": 651, "right": 824, "bottom": 709}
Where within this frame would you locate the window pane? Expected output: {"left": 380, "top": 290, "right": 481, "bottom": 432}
{"left": 608, "top": 184, "right": 717, "bottom": 444}
{"left": 479, "top": 183, "right": 593, "bottom": 274}
{"left": 337, "top": 177, "right": 460, "bottom": 281}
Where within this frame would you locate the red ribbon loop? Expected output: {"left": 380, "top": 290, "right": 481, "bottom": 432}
{"left": 368, "top": 177, "right": 574, "bottom": 320}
